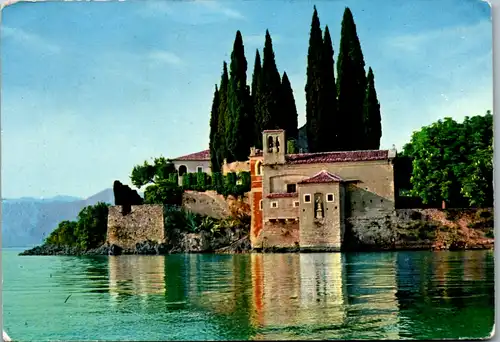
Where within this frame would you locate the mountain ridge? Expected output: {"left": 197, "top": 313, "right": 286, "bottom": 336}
{"left": 2, "top": 188, "right": 116, "bottom": 248}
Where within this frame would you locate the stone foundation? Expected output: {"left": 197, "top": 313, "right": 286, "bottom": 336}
{"left": 254, "top": 220, "right": 299, "bottom": 250}
{"left": 107, "top": 205, "right": 165, "bottom": 250}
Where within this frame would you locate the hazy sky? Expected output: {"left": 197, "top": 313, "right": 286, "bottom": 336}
{"left": 1, "top": 0, "right": 493, "bottom": 199}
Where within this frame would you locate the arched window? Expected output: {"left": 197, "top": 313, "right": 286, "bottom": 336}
{"left": 178, "top": 165, "right": 187, "bottom": 176}
{"left": 267, "top": 136, "right": 274, "bottom": 152}
{"left": 275, "top": 136, "right": 280, "bottom": 152}
{"left": 255, "top": 161, "right": 262, "bottom": 176}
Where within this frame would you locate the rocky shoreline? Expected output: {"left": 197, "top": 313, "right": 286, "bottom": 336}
{"left": 19, "top": 238, "right": 493, "bottom": 256}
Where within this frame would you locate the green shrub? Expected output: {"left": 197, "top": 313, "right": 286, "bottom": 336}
{"left": 224, "top": 172, "right": 237, "bottom": 196}
{"left": 212, "top": 172, "right": 224, "bottom": 193}
{"left": 196, "top": 172, "right": 208, "bottom": 191}
{"left": 168, "top": 173, "right": 179, "bottom": 185}
{"left": 287, "top": 139, "right": 297, "bottom": 154}
{"left": 182, "top": 173, "right": 190, "bottom": 188}
{"left": 238, "top": 171, "right": 251, "bottom": 192}
{"left": 144, "top": 180, "right": 183, "bottom": 206}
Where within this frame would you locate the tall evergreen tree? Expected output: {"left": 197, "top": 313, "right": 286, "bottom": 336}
{"left": 317, "top": 25, "right": 339, "bottom": 152}
{"left": 260, "top": 30, "right": 282, "bottom": 131}
{"left": 226, "top": 30, "right": 252, "bottom": 162}
{"left": 217, "top": 61, "right": 229, "bottom": 166}
{"left": 251, "top": 49, "right": 264, "bottom": 149}
{"left": 209, "top": 85, "right": 220, "bottom": 172}
{"left": 280, "top": 72, "right": 298, "bottom": 141}
{"left": 305, "top": 6, "right": 323, "bottom": 153}
{"left": 336, "top": 7, "right": 367, "bottom": 151}
{"left": 363, "top": 67, "right": 382, "bottom": 149}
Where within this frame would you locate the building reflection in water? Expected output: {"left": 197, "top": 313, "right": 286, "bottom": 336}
{"left": 251, "top": 253, "right": 349, "bottom": 340}
{"left": 108, "top": 256, "right": 166, "bottom": 307}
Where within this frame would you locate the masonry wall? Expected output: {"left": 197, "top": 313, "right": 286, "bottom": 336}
{"left": 254, "top": 220, "right": 299, "bottom": 249}
{"left": 250, "top": 191, "right": 263, "bottom": 246}
{"left": 298, "top": 183, "right": 342, "bottom": 250}
{"left": 250, "top": 157, "right": 264, "bottom": 248}
{"left": 264, "top": 160, "right": 394, "bottom": 200}
{"left": 107, "top": 205, "right": 165, "bottom": 250}
{"left": 223, "top": 160, "right": 250, "bottom": 175}
{"left": 182, "top": 190, "right": 230, "bottom": 219}
{"left": 263, "top": 160, "right": 395, "bottom": 219}
{"left": 265, "top": 197, "right": 300, "bottom": 219}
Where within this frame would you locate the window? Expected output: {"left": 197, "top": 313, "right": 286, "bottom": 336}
{"left": 304, "top": 194, "right": 311, "bottom": 203}
{"left": 259, "top": 200, "right": 263, "bottom": 210}
{"left": 255, "top": 161, "right": 262, "bottom": 176}
{"left": 293, "top": 201, "right": 300, "bottom": 207}
{"left": 197, "top": 166, "right": 204, "bottom": 173}
{"left": 271, "top": 201, "right": 278, "bottom": 208}
{"left": 267, "top": 136, "right": 274, "bottom": 152}
{"left": 326, "top": 193, "right": 334, "bottom": 202}
{"left": 286, "top": 184, "right": 297, "bottom": 193}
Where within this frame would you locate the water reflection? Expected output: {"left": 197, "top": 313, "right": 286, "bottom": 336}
{"left": 55, "top": 250, "right": 493, "bottom": 340}
{"left": 108, "top": 256, "right": 166, "bottom": 307}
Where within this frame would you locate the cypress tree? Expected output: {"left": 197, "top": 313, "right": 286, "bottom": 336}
{"left": 260, "top": 29, "right": 282, "bottom": 131}
{"left": 251, "top": 49, "right": 263, "bottom": 149}
{"left": 209, "top": 85, "right": 221, "bottom": 172}
{"left": 280, "top": 72, "right": 298, "bottom": 141}
{"left": 336, "top": 7, "right": 367, "bottom": 151}
{"left": 317, "top": 25, "right": 339, "bottom": 152}
{"left": 217, "top": 61, "right": 229, "bottom": 166}
{"left": 363, "top": 67, "right": 382, "bottom": 149}
{"left": 226, "top": 30, "right": 252, "bottom": 162}
{"left": 305, "top": 6, "right": 323, "bottom": 153}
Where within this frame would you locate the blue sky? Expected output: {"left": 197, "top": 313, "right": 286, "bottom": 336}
{"left": 1, "top": 0, "right": 493, "bottom": 198}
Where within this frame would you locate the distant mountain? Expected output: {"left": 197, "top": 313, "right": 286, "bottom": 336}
{"left": 1, "top": 189, "right": 115, "bottom": 248}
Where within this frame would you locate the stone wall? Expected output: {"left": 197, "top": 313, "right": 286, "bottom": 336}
{"left": 182, "top": 190, "right": 250, "bottom": 219}
{"left": 299, "top": 183, "right": 342, "bottom": 250}
{"left": 254, "top": 220, "right": 299, "bottom": 249}
{"left": 107, "top": 205, "right": 165, "bottom": 250}
{"left": 222, "top": 160, "right": 250, "bottom": 175}
{"left": 345, "top": 208, "right": 494, "bottom": 250}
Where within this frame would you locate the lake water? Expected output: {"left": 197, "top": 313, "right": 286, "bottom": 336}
{"left": 2, "top": 249, "right": 495, "bottom": 341}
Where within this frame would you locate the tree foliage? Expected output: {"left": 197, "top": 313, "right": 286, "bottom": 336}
{"left": 260, "top": 30, "right": 282, "bottom": 132}
{"left": 226, "top": 30, "right": 253, "bottom": 162}
{"left": 45, "top": 202, "right": 110, "bottom": 250}
{"left": 337, "top": 7, "right": 367, "bottom": 151}
{"left": 280, "top": 72, "right": 299, "bottom": 141}
{"left": 318, "top": 25, "right": 339, "bottom": 152}
{"left": 144, "top": 180, "right": 183, "bottom": 206}
{"left": 251, "top": 49, "right": 264, "bottom": 149}
{"left": 130, "top": 157, "right": 175, "bottom": 188}
{"left": 305, "top": 6, "right": 324, "bottom": 153}
{"left": 209, "top": 85, "right": 221, "bottom": 172}
{"left": 363, "top": 67, "right": 382, "bottom": 149}
{"left": 402, "top": 112, "right": 493, "bottom": 207}
{"left": 217, "top": 61, "right": 229, "bottom": 166}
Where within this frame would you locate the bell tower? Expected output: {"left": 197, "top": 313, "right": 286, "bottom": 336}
{"left": 263, "top": 129, "right": 286, "bottom": 165}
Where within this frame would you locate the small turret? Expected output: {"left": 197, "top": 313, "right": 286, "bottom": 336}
{"left": 263, "top": 129, "right": 286, "bottom": 165}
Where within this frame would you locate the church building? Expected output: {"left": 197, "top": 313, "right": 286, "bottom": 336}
{"left": 249, "top": 129, "right": 397, "bottom": 251}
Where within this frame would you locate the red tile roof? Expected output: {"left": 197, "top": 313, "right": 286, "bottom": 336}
{"left": 266, "top": 192, "right": 298, "bottom": 199}
{"left": 174, "top": 149, "right": 210, "bottom": 161}
{"left": 298, "top": 170, "right": 345, "bottom": 184}
{"left": 286, "top": 150, "right": 389, "bottom": 164}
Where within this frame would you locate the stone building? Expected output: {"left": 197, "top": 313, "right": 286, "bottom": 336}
{"left": 249, "top": 129, "right": 397, "bottom": 251}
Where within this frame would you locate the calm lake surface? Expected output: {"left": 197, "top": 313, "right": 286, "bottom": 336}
{"left": 2, "top": 249, "right": 495, "bottom": 341}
